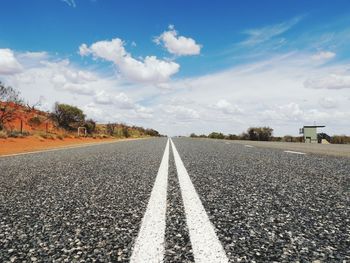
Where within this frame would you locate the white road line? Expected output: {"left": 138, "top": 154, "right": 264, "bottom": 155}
{"left": 284, "top": 150, "right": 306, "bottom": 155}
{"left": 245, "top": 145, "right": 254, "bottom": 148}
{"left": 130, "top": 139, "right": 169, "bottom": 263}
{"left": 170, "top": 139, "right": 228, "bottom": 263}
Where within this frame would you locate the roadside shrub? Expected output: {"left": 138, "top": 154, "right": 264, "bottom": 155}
{"left": 208, "top": 132, "right": 225, "bottom": 139}
{"left": 122, "top": 126, "right": 130, "bottom": 138}
{"left": 247, "top": 127, "right": 273, "bottom": 141}
{"left": 331, "top": 135, "right": 350, "bottom": 144}
{"left": 8, "top": 131, "right": 29, "bottom": 138}
{"left": 57, "top": 134, "right": 64, "bottom": 140}
{"left": 39, "top": 133, "right": 56, "bottom": 140}
{"left": 84, "top": 119, "right": 96, "bottom": 134}
{"left": 28, "top": 116, "right": 43, "bottom": 126}
{"left": 0, "top": 130, "right": 8, "bottom": 139}
{"left": 51, "top": 102, "right": 85, "bottom": 130}
{"left": 226, "top": 134, "right": 238, "bottom": 140}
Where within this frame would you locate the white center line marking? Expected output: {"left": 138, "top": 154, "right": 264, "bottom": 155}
{"left": 130, "top": 139, "right": 169, "bottom": 263}
{"left": 245, "top": 145, "right": 254, "bottom": 148}
{"left": 284, "top": 150, "right": 306, "bottom": 155}
{"left": 170, "top": 139, "right": 228, "bottom": 263}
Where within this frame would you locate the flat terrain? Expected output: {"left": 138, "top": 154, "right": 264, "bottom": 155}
{"left": 0, "top": 137, "right": 349, "bottom": 262}
{"left": 228, "top": 139, "right": 350, "bottom": 157}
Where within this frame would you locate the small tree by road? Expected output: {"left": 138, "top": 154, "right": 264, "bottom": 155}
{"left": 0, "top": 82, "right": 23, "bottom": 130}
{"left": 51, "top": 103, "right": 85, "bottom": 130}
{"left": 247, "top": 127, "right": 273, "bottom": 141}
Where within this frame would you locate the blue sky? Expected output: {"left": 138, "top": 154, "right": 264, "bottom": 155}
{"left": 0, "top": 0, "right": 350, "bottom": 135}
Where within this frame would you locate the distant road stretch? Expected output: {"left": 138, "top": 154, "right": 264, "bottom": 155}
{"left": 0, "top": 138, "right": 349, "bottom": 262}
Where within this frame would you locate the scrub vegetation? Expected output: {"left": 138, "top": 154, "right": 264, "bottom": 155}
{"left": 0, "top": 82, "right": 162, "bottom": 139}
{"left": 190, "top": 127, "right": 350, "bottom": 144}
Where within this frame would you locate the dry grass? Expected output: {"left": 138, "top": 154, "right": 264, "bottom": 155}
{"left": 0, "top": 130, "right": 8, "bottom": 139}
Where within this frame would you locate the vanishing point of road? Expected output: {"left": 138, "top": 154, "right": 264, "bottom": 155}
{"left": 0, "top": 138, "right": 349, "bottom": 262}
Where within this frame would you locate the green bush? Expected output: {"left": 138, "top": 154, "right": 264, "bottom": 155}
{"left": 28, "top": 116, "right": 43, "bottom": 126}
{"left": 51, "top": 102, "right": 85, "bottom": 130}
{"left": 208, "top": 132, "right": 225, "bottom": 139}
{"left": 247, "top": 127, "right": 273, "bottom": 141}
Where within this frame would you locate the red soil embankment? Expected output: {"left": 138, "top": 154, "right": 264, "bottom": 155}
{"left": 0, "top": 136, "right": 118, "bottom": 156}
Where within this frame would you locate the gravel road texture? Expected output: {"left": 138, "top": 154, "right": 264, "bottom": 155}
{"left": 1, "top": 137, "right": 349, "bottom": 262}
{"left": 172, "top": 137, "right": 350, "bottom": 262}
{"left": 224, "top": 139, "right": 350, "bottom": 158}
{"left": 0, "top": 138, "right": 167, "bottom": 262}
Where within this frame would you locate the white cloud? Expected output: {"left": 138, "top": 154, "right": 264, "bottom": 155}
{"left": 94, "top": 90, "right": 135, "bottom": 109}
{"left": 165, "top": 105, "right": 200, "bottom": 120}
{"left": 2, "top": 45, "right": 350, "bottom": 136}
{"left": 304, "top": 74, "right": 350, "bottom": 89}
{"left": 0, "top": 49, "right": 23, "bottom": 74}
{"left": 61, "top": 0, "right": 76, "bottom": 7}
{"left": 319, "top": 97, "right": 337, "bottom": 109}
{"left": 155, "top": 25, "right": 201, "bottom": 56}
{"left": 262, "top": 102, "right": 304, "bottom": 121}
{"left": 18, "top": 51, "right": 49, "bottom": 60}
{"left": 79, "top": 38, "right": 180, "bottom": 84}
{"left": 212, "top": 99, "right": 243, "bottom": 114}
{"left": 311, "top": 51, "right": 336, "bottom": 61}
{"left": 241, "top": 16, "right": 302, "bottom": 46}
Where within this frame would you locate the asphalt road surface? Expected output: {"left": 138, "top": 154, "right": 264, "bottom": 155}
{"left": 0, "top": 138, "right": 349, "bottom": 262}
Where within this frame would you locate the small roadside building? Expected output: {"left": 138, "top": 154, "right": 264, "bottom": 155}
{"left": 299, "top": 125, "right": 325, "bottom": 143}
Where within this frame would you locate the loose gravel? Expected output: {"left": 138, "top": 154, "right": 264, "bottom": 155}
{"left": 172, "top": 138, "right": 350, "bottom": 262}
{"left": 0, "top": 138, "right": 167, "bottom": 262}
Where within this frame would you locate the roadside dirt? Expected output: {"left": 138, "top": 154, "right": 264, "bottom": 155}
{"left": 0, "top": 136, "right": 121, "bottom": 156}
{"left": 230, "top": 140, "right": 350, "bottom": 158}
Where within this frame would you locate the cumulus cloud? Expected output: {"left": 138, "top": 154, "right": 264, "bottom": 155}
{"left": 304, "top": 74, "right": 350, "bottom": 89}
{"left": 155, "top": 25, "right": 201, "bottom": 56}
{"left": 311, "top": 51, "right": 336, "bottom": 61}
{"left": 212, "top": 99, "right": 243, "bottom": 114}
{"left": 0, "top": 49, "right": 23, "bottom": 74}
{"left": 94, "top": 90, "right": 135, "bottom": 109}
{"left": 79, "top": 38, "right": 180, "bottom": 83}
{"left": 165, "top": 105, "right": 200, "bottom": 120}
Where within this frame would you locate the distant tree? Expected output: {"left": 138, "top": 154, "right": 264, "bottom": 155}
{"left": 190, "top": 133, "right": 198, "bottom": 138}
{"left": 247, "top": 127, "right": 273, "bottom": 141}
{"left": 145, "top": 128, "right": 161, "bottom": 137}
{"left": 0, "top": 82, "right": 23, "bottom": 130}
{"left": 51, "top": 102, "right": 85, "bottom": 130}
{"left": 226, "top": 134, "right": 238, "bottom": 140}
{"left": 208, "top": 132, "right": 225, "bottom": 139}
{"left": 239, "top": 132, "right": 249, "bottom": 140}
